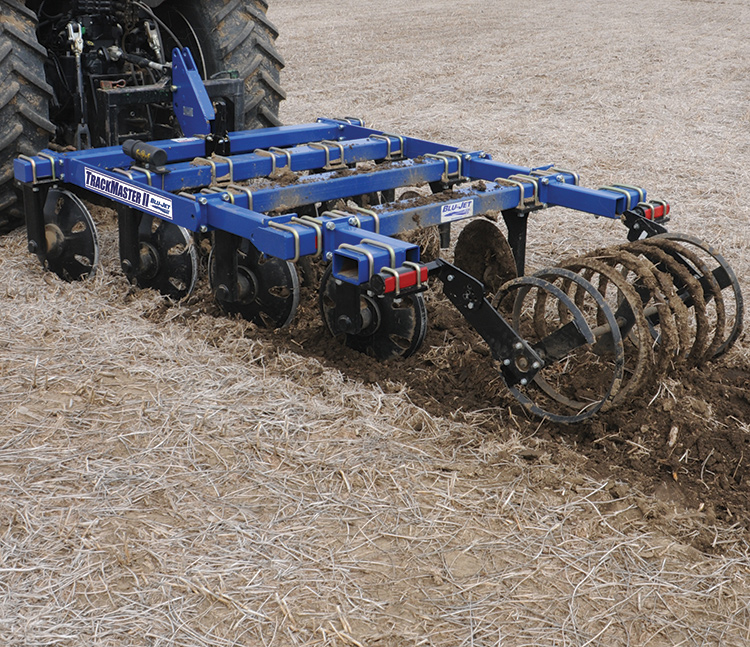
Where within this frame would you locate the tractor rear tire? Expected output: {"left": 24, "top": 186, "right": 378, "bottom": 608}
{"left": 156, "top": 0, "right": 285, "bottom": 129}
{"left": 0, "top": 0, "right": 54, "bottom": 235}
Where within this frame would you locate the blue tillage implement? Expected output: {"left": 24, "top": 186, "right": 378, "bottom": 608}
{"left": 13, "top": 48, "right": 742, "bottom": 423}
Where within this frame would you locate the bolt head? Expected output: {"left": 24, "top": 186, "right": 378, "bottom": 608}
{"left": 503, "top": 359, "right": 511, "bottom": 366}
{"left": 199, "top": 225, "right": 208, "bottom": 233}
{"left": 520, "top": 378, "right": 528, "bottom": 386}
{"left": 27, "top": 240, "right": 38, "bottom": 254}
{"left": 215, "top": 284, "right": 230, "bottom": 301}
{"left": 446, "top": 274, "right": 455, "bottom": 282}
{"left": 541, "top": 177, "right": 549, "bottom": 185}
{"left": 514, "top": 342, "right": 523, "bottom": 350}
{"left": 326, "top": 221, "right": 336, "bottom": 231}
{"left": 222, "top": 194, "right": 230, "bottom": 201}
{"left": 337, "top": 314, "right": 354, "bottom": 332}
{"left": 198, "top": 196, "right": 208, "bottom": 205}
{"left": 467, "top": 301, "right": 474, "bottom": 310}
{"left": 326, "top": 252, "right": 333, "bottom": 260}
{"left": 348, "top": 217, "right": 357, "bottom": 226}
{"left": 532, "top": 361, "right": 541, "bottom": 370}
{"left": 556, "top": 174, "right": 564, "bottom": 182}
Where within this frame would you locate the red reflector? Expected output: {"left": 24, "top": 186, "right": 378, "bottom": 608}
{"left": 641, "top": 201, "right": 669, "bottom": 220}
{"left": 383, "top": 267, "right": 429, "bottom": 293}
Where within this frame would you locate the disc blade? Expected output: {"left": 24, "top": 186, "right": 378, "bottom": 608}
{"left": 42, "top": 188, "right": 99, "bottom": 281}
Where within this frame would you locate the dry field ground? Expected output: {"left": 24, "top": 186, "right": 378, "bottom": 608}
{"left": 2, "top": 0, "right": 750, "bottom": 645}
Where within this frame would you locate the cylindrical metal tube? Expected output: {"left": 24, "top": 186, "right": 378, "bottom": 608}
{"left": 122, "top": 139, "right": 168, "bottom": 167}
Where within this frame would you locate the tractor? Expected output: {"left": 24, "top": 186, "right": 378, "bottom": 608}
{"left": 0, "top": 0, "right": 284, "bottom": 234}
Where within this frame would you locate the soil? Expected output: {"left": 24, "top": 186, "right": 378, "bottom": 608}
{"left": 188, "top": 269, "right": 750, "bottom": 549}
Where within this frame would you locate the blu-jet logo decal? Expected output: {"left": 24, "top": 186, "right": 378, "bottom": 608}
{"left": 84, "top": 168, "right": 173, "bottom": 220}
{"left": 440, "top": 199, "right": 474, "bottom": 223}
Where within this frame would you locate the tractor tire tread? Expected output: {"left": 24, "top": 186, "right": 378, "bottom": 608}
{"left": 0, "top": 0, "right": 53, "bottom": 235}
{"left": 158, "top": 0, "right": 284, "bottom": 130}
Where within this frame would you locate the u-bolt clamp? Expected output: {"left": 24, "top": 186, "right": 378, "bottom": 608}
{"left": 36, "top": 152, "right": 58, "bottom": 182}
{"left": 112, "top": 167, "right": 135, "bottom": 180}
{"left": 424, "top": 151, "right": 464, "bottom": 183}
{"left": 334, "top": 117, "right": 365, "bottom": 126}
{"left": 227, "top": 184, "right": 253, "bottom": 210}
{"left": 18, "top": 155, "right": 39, "bottom": 183}
{"left": 370, "top": 133, "right": 405, "bottom": 160}
{"left": 130, "top": 166, "right": 153, "bottom": 186}
{"left": 253, "top": 149, "right": 277, "bottom": 176}
{"left": 402, "top": 261, "right": 424, "bottom": 288}
{"left": 268, "top": 220, "right": 301, "bottom": 262}
{"left": 338, "top": 243, "right": 375, "bottom": 279}
{"left": 599, "top": 184, "right": 645, "bottom": 213}
{"left": 379, "top": 266, "right": 401, "bottom": 295}
{"left": 349, "top": 205, "right": 380, "bottom": 234}
{"left": 268, "top": 147, "right": 293, "bottom": 170}
{"left": 290, "top": 216, "right": 323, "bottom": 258}
{"left": 494, "top": 177, "right": 529, "bottom": 210}
{"left": 309, "top": 140, "right": 347, "bottom": 170}
{"left": 324, "top": 209, "right": 359, "bottom": 227}
{"left": 211, "top": 154, "right": 235, "bottom": 183}
{"left": 193, "top": 157, "right": 218, "bottom": 184}
{"left": 360, "top": 238, "right": 396, "bottom": 269}
{"left": 550, "top": 166, "right": 580, "bottom": 185}
{"left": 503, "top": 174, "right": 541, "bottom": 208}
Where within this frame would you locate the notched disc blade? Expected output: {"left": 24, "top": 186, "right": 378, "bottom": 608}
{"left": 42, "top": 188, "right": 99, "bottom": 281}
{"left": 210, "top": 238, "right": 300, "bottom": 329}
{"left": 319, "top": 266, "right": 427, "bottom": 360}
{"left": 454, "top": 218, "right": 517, "bottom": 294}
{"left": 136, "top": 216, "right": 198, "bottom": 300}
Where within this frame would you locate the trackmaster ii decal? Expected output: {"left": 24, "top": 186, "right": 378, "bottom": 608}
{"left": 84, "top": 168, "right": 173, "bottom": 220}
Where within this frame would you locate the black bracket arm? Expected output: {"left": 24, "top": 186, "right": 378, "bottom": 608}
{"left": 622, "top": 209, "right": 668, "bottom": 242}
{"left": 428, "top": 260, "right": 543, "bottom": 386}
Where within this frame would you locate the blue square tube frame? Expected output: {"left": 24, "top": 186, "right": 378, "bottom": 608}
{"left": 14, "top": 118, "right": 650, "bottom": 286}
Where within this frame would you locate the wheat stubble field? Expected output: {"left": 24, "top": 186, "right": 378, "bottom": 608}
{"left": 1, "top": 0, "right": 750, "bottom": 645}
